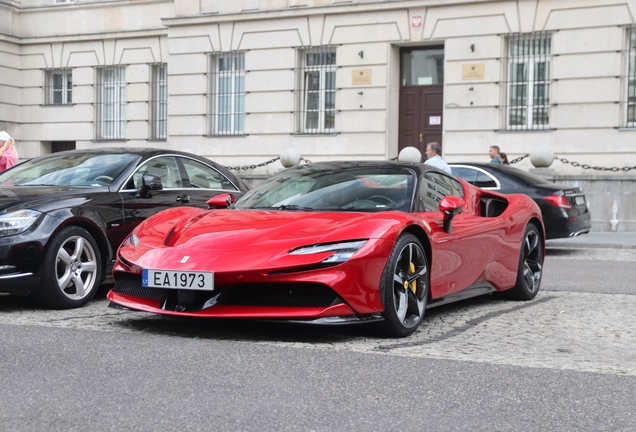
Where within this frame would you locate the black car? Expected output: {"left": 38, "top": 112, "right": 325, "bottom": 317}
{"left": 0, "top": 147, "right": 249, "bottom": 308}
{"left": 449, "top": 163, "right": 591, "bottom": 239}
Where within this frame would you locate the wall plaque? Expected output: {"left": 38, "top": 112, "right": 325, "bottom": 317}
{"left": 462, "top": 63, "right": 485, "bottom": 80}
{"left": 411, "top": 15, "right": 423, "bottom": 29}
{"left": 352, "top": 69, "right": 372, "bottom": 85}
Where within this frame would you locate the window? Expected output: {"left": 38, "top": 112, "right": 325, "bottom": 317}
{"left": 418, "top": 172, "right": 464, "bottom": 212}
{"left": 208, "top": 52, "right": 245, "bottom": 136}
{"left": 296, "top": 47, "right": 336, "bottom": 134}
{"left": 626, "top": 25, "right": 636, "bottom": 127}
{"left": 127, "top": 157, "right": 180, "bottom": 190}
{"left": 95, "top": 67, "right": 126, "bottom": 140}
{"left": 401, "top": 48, "right": 444, "bottom": 86}
{"left": 504, "top": 33, "right": 551, "bottom": 130}
{"left": 150, "top": 64, "right": 167, "bottom": 140}
{"left": 44, "top": 69, "right": 72, "bottom": 105}
{"left": 450, "top": 166, "right": 499, "bottom": 189}
{"left": 181, "top": 158, "right": 239, "bottom": 191}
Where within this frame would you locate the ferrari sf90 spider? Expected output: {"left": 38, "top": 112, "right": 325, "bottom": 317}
{"left": 108, "top": 161, "right": 545, "bottom": 337}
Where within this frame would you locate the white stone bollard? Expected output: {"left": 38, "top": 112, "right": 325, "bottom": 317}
{"left": 529, "top": 146, "right": 555, "bottom": 168}
{"left": 398, "top": 146, "right": 422, "bottom": 163}
{"left": 280, "top": 148, "right": 301, "bottom": 168}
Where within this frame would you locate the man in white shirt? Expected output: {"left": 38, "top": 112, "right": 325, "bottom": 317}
{"left": 424, "top": 142, "right": 452, "bottom": 174}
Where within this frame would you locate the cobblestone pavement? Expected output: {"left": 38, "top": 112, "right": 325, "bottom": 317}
{"left": 1, "top": 248, "right": 634, "bottom": 376}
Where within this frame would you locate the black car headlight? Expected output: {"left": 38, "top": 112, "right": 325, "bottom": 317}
{"left": 289, "top": 240, "right": 367, "bottom": 264}
{"left": 0, "top": 210, "right": 42, "bottom": 237}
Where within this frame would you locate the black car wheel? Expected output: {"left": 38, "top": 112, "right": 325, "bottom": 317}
{"left": 33, "top": 226, "right": 102, "bottom": 309}
{"left": 379, "top": 233, "right": 429, "bottom": 337}
{"left": 503, "top": 223, "right": 543, "bottom": 300}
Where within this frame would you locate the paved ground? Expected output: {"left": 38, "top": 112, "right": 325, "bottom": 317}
{"left": 1, "top": 247, "right": 634, "bottom": 377}
{"left": 546, "top": 231, "right": 636, "bottom": 249}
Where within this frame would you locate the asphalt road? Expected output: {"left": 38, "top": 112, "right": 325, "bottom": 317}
{"left": 0, "top": 247, "right": 635, "bottom": 431}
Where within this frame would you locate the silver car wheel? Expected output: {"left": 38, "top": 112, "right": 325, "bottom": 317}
{"left": 55, "top": 234, "right": 99, "bottom": 300}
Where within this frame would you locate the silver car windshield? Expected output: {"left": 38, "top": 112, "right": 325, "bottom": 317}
{"left": 0, "top": 154, "right": 139, "bottom": 187}
{"left": 235, "top": 166, "right": 415, "bottom": 212}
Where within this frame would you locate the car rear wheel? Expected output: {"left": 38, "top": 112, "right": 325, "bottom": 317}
{"left": 503, "top": 223, "right": 543, "bottom": 300}
{"left": 33, "top": 226, "right": 102, "bottom": 309}
{"left": 378, "top": 233, "right": 429, "bottom": 337}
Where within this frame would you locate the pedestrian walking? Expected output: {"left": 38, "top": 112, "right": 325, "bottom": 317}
{"left": 424, "top": 142, "right": 452, "bottom": 174}
{"left": 0, "top": 131, "right": 18, "bottom": 172}
{"left": 488, "top": 146, "right": 503, "bottom": 164}
{"left": 499, "top": 152, "right": 510, "bottom": 165}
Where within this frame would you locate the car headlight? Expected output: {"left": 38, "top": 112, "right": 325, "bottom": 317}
{"left": 123, "top": 232, "right": 140, "bottom": 248}
{"left": 289, "top": 240, "right": 367, "bottom": 264}
{"left": 0, "top": 210, "right": 42, "bottom": 237}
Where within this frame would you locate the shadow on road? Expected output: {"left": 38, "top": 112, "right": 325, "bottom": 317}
{"left": 107, "top": 293, "right": 511, "bottom": 344}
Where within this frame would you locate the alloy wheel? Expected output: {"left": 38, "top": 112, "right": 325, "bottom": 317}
{"left": 391, "top": 241, "right": 428, "bottom": 329}
{"left": 521, "top": 228, "right": 542, "bottom": 293}
{"left": 55, "top": 235, "right": 99, "bottom": 300}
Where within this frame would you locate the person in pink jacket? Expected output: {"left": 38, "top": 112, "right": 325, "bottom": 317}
{"left": 0, "top": 131, "right": 18, "bottom": 172}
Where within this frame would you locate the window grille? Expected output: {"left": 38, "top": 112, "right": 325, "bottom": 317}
{"left": 207, "top": 52, "right": 245, "bottom": 136}
{"left": 503, "top": 33, "right": 551, "bottom": 130}
{"left": 95, "top": 66, "right": 126, "bottom": 140}
{"left": 295, "top": 47, "right": 336, "bottom": 134}
{"left": 44, "top": 69, "right": 72, "bottom": 105}
{"left": 626, "top": 25, "right": 636, "bottom": 127}
{"left": 150, "top": 63, "right": 167, "bottom": 140}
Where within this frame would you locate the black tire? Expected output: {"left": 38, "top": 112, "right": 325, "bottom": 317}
{"left": 377, "top": 233, "right": 429, "bottom": 337}
{"left": 32, "top": 226, "right": 102, "bottom": 309}
{"left": 502, "top": 223, "right": 543, "bottom": 300}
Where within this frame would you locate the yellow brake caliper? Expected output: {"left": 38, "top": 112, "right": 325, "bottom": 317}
{"left": 402, "top": 262, "right": 417, "bottom": 294}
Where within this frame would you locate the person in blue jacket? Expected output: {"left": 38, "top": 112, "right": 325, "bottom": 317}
{"left": 489, "top": 146, "right": 503, "bottom": 164}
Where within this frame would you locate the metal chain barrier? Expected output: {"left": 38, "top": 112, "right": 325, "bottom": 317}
{"left": 225, "top": 157, "right": 280, "bottom": 171}
{"left": 509, "top": 153, "right": 636, "bottom": 172}
{"left": 508, "top": 154, "right": 529, "bottom": 164}
{"left": 226, "top": 153, "right": 634, "bottom": 172}
{"left": 225, "top": 157, "right": 312, "bottom": 171}
{"left": 553, "top": 157, "right": 636, "bottom": 172}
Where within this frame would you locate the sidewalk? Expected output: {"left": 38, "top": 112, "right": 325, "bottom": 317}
{"left": 546, "top": 232, "right": 636, "bottom": 249}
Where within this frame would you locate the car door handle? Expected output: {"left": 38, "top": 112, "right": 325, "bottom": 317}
{"left": 175, "top": 195, "right": 191, "bottom": 203}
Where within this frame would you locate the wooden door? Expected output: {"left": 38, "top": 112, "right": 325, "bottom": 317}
{"left": 399, "top": 85, "right": 443, "bottom": 156}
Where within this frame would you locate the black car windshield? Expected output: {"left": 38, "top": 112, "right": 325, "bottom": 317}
{"left": 0, "top": 153, "right": 139, "bottom": 187}
{"left": 235, "top": 165, "right": 415, "bottom": 212}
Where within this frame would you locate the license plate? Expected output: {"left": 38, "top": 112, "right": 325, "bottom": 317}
{"left": 142, "top": 269, "right": 214, "bottom": 290}
{"left": 575, "top": 196, "right": 585, "bottom": 205}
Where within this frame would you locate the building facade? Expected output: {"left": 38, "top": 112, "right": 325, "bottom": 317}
{"left": 1, "top": 0, "right": 635, "bottom": 228}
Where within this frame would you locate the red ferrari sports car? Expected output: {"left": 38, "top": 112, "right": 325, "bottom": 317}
{"left": 108, "top": 161, "right": 545, "bottom": 337}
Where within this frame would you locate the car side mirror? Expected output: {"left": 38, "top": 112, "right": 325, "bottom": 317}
{"left": 207, "top": 193, "right": 235, "bottom": 209}
{"left": 439, "top": 196, "right": 464, "bottom": 234}
{"left": 136, "top": 174, "right": 163, "bottom": 198}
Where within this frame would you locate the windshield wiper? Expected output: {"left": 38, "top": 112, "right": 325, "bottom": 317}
{"left": 276, "top": 204, "right": 313, "bottom": 211}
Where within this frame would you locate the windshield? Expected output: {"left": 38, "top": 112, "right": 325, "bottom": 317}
{"left": 235, "top": 165, "right": 415, "bottom": 212}
{"left": 0, "top": 153, "right": 139, "bottom": 187}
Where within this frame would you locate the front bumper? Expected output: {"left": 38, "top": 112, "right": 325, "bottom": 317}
{"left": 0, "top": 234, "right": 47, "bottom": 294}
{"left": 107, "top": 269, "right": 360, "bottom": 319}
{"left": 108, "top": 236, "right": 395, "bottom": 319}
